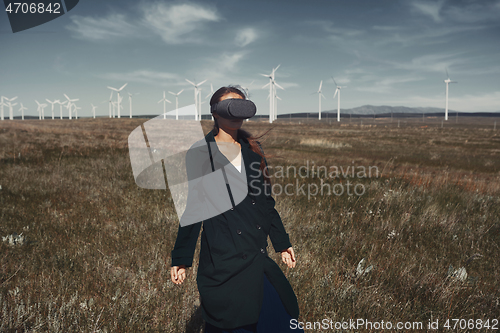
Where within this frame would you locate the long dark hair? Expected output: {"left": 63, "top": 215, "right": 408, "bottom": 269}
{"left": 209, "top": 85, "right": 273, "bottom": 184}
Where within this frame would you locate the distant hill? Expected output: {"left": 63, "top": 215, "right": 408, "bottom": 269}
{"left": 323, "top": 105, "right": 500, "bottom": 115}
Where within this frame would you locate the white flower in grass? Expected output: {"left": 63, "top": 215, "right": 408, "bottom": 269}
{"left": 2, "top": 232, "right": 26, "bottom": 246}
{"left": 387, "top": 229, "right": 399, "bottom": 240}
{"left": 356, "top": 258, "right": 373, "bottom": 277}
{"left": 447, "top": 265, "right": 468, "bottom": 282}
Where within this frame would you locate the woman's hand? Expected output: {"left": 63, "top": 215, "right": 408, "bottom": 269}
{"left": 281, "top": 247, "right": 297, "bottom": 268}
{"left": 171, "top": 265, "right": 187, "bottom": 285}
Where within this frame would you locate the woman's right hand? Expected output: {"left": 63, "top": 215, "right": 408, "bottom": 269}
{"left": 171, "top": 265, "right": 187, "bottom": 285}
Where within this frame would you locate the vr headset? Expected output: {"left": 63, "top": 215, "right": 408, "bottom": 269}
{"left": 210, "top": 98, "right": 257, "bottom": 119}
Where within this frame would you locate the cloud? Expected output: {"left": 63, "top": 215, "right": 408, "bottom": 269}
{"left": 66, "top": 13, "right": 139, "bottom": 41}
{"left": 140, "top": 2, "right": 220, "bottom": 44}
{"left": 98, "top": 70, "right": 182, "bottom": 86}
{"left": 67, "top": 2, "right": 220, "bottom": 44}
{"left": 445, "top": 1, "right": 500, "bottom": 23}
{"left": 386, "top": 53, "right": 465, "bottom": 73}
{"left": 194, "top": 51, "right": 247, "bottom": 82}
{"left": 234, "top": 28, "right": 258, "bottom": 47}
{"left": 411, "top": 1, "right": 445, "bottom": 22}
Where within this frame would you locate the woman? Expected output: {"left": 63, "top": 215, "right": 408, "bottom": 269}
{"left": 170, "top": 86, "right": 303, "bottom": 333}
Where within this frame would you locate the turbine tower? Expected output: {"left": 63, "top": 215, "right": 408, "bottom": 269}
{"left": 18, "top": 103, "right": 27, "bottom": 120}
{"left": 63, "top": 94, "right": 79, "bottom": 120}
{"left": 4, "top": 97, "right": 18, "bottom": 120}
{"left": 333, "top": 77, "right": 346, "bottom": 122}
{"left": 185, "top": 79, "right": 207, "bottom": 120}
{"left": 91, "top": 104, "right": 97, "bottom": 118}
{"left": 315, "top": 80, "right": 326, "bottom": 120}
{"left": 35, "top": 100, "right": 47, "bottom": 120}
{"left": 46, "top": 99, "right": 57, "bottom": 119}
{"left": 158, "top": 91, "right": 171, "bottom": 119}
{"left": 261, "top": 65, "right": 283, "bottom": 123}
{"left": 127, "top": 92, "right": 139, "bottom": 118}
{"left": 107, "top": 83, "right": 128, "bottom": 118}
{"left": 56, "top": 100, "right": 67, "bottom": 119}
{"left": 0, "top": 97, "right": 5, "bottom": 120}
{"left": 444, "top": 69, "right": 457, "bottom": 121}
{"left": 169, "top": 89, "right": 184, "bottom": 120}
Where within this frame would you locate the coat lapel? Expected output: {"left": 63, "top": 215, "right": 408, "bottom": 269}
{"left": 205, "top": 130, "right": 263, "bottom": 188}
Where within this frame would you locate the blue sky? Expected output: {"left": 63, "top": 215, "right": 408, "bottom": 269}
{"left": 1, "top": 0, "right": 500, "bottom": 118}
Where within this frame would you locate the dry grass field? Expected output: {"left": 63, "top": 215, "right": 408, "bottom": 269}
{"left": 1, "top": 117, "right": 499, "bottom": 332}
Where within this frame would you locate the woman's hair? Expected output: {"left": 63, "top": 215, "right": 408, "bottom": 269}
{"left": 210, "top": 85, "right": 273, "bottom": 184}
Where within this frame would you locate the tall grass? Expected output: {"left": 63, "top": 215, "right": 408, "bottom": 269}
{"left": 1, "top": 118, "right": 499, "bottom": 332}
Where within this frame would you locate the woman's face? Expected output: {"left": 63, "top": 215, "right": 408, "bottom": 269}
{"left": 214, "top": 92, "right": 244, "bottom": 131}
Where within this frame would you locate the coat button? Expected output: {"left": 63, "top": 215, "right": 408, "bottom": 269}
{"left": 242, "top": 254, "right": 247, "bottom": 259}
{"left": 251, "top": 200, "right": 256, "bottom": 205}
{"left": 230, "top": 207, "right": 234, "bottom": 211}
{"left": 256, "top": 224, "right": 261, "bottom": 230}
{"left": 236, "top": 229, "right": 242, "bottom": 235}
{"left": 260, "top": 248, "right": 265, "bottom": 254}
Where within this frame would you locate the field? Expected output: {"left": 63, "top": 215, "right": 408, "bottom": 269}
{"left": 1, "top": 117, "right": 499, "bottom": 332}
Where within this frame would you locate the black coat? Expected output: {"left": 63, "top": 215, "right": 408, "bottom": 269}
{"left": 171, "top": 130, "right": 299, "bottom": 329}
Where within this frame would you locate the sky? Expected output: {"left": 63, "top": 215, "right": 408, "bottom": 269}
{"left": 1, "top": 0, "right": 500, "bottom": 119}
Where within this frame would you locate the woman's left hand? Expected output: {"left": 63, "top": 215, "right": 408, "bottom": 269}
{"left": 281, "top": 247, "right": 296, "bottom": 268}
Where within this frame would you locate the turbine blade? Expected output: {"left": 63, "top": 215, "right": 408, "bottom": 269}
{"left": 262, "top": 83, "right": 270, "bottom": 89}
{"left": 185, "top": 79, "right": 195, "bottom": 86}
{"left": 333, "top": 90, "right": 338, "bottom": 98}
{"left": 197, "top": 79, "right": 207, "bottom": 86}
{"left": 275, "top": 82, "right": 285, "bottom": 90}
{"left": 332, "top": 76, "right": 338, "bottom": 87}
{"left": 119, "top": 83, "right": 128, "bottom": 91}
{"left": 319, "top": 80, "right": 323, "bottom": 91}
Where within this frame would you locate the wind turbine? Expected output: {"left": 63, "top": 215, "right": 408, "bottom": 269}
{"left": 74, "top": 106, "right": 81, "bottom": 119}
{"left": 0, "top": 97, "right": 5, "bottom": 120}
{"left": 241, "top": 80, "right": 254, "bottom": 98}
{"left": 169, "top": 89, "right": 184, "bottom": 120}
{"left": 205, "top": 83, "right": 214, "bottom": 99}
{"left": 46, "top": 99, "right": 58, "bottom": 119}
{"left": 18, "top": 103, "right": 27, "bottom": 120}
{"left": 105, "top": 91, "right": 114, "bottom": 118}
{"left": 56, "top": 100, "right": 67, "bottom": 119}
{"left": 107, "top": 83, "right": 128, "bottom": 118}
{"left": 4, "top": 97, "right": 18, "bottom": 120}
{"left": 63, "top": 94, "right": 79, "bottom": 120}
{"left": 158, "top": 91, "right": 172, "bottom": 119}
{"left": 261, "top": 65, "right": 283, "bottom": 123}
{"left": 332, "top": 77, "right": 346, "bottom": 122}
{"left": 91, "top": 104, "right": 97, "bottom": 118}
{"left": 35, "top": 100, "right": 47, "bottom": 120}
{"left": 8, "top": 102, "right": 18, "bottom": 120}
{"left": 185, "top": 79, "right": 207, "bottom": 120}
{"left": 314, "top": 80, "right": 326, "bottom": 120}
{"left": 444, "top": 69, "right": 457, "bottom": 121}
{"left": 127, "top": 92, "right": 139, "bottom": 118}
